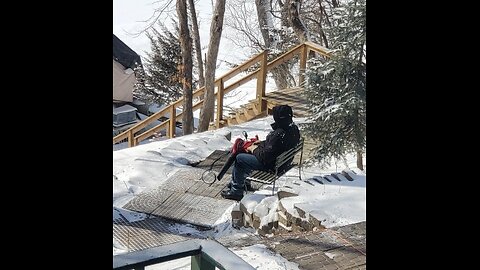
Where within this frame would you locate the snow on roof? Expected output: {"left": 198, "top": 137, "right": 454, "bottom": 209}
{"left": 132, "top": 98, "right": 146, "bottom": 105}
{"left": 113, "top": 104, "right": 137, "bottom": 114}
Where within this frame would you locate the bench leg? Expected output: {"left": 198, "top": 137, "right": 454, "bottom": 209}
{"left": 298, "top": 147, "right": 304, "bottom": 181}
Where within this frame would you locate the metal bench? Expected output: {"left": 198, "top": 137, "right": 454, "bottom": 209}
{"left": 247, "top": 137, "right": 304, "bottom": 195}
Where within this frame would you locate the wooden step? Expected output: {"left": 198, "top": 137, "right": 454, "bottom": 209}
{"left": 242, "top": 107, "right": 255, "bottom": 117}
{"left": 227, "top": 117, "right": 238, "bottom": 125}
{"left": 247, "top": 102, "right": 261, "bottom": 114}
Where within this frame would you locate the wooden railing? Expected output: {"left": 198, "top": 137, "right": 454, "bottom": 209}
{"left": 113, "top": 41, "right": 331, "bottom": 147}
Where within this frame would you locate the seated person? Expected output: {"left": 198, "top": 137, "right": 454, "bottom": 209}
{"left": 221, "top": 105, "right": 300, "bottom": 200}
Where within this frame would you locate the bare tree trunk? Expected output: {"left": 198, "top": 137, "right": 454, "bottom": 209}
{"left": 356, "top": 150, "right": 364, "bottom": 171}
{"left": 318, "top": 0, "right": 329, "bottom": 48}
{"left": 271, "top": 67, "right": 291, "bottom": 89}
{"left": 198, "top": 0, "right": 226, "bottom": 132}
{"left": 187, "top": 0, "right": 205, "bottom": 88}
{"left": 288, "top": 0, "right": 309, "bottom": 43}
{"left": 255, "top": 0, "right": 291, "bottom": 90}
{"left": 177, "top": 0, "right": 193, "bottom": 135}
{"left": 255, "top": 0, "right": 273, "bottom": 46}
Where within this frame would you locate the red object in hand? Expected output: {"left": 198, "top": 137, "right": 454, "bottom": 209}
{"left": 231, "top": 135, "right": 259, "bottom": 155}
{"left": 216, "top": 135, "right": 259, "bottom": 181}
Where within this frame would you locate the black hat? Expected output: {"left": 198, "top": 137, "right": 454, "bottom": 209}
{"left": 273, "top": 105, "right": 293, "bottom": 122}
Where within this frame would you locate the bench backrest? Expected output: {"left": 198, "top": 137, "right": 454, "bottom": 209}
{"left": 274, "top": 137, "right": 304, "bottom": 172}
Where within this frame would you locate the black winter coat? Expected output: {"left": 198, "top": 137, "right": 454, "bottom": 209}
{"left": 252, "top": 121, "right": 300, "bottom": 170}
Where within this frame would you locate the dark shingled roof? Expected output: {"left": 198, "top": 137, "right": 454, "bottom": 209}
{"left": 113, "top": 34, "right": 142, "bottom": 69}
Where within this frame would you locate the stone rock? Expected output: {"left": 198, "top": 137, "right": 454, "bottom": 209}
{"left": 277, "top": 189, "right": 299, "bottom": 200}
{"left": 231, "top": 204, "right": 243, "bottom": 228}
{"left": 277, "top": 211, "right": 291, "bottom": 227}
{"left": 309, "top": 210, "right": 326, "bottom": 229}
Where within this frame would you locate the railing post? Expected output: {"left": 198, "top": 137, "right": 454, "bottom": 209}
{"left": 128, "top": 130, "right": 134, "bottom": 147}
{"left": 191, "top": 254, "right": 215, "bottom": 270}
{"left": 256, "top": 50, "right": 268, "bottom": 112}
{"left": 216, "top": 79, "right": 224, "bottom": 128}
{"left": 169, "top": 105, "right": 176, "bottom": 138}
{"left": 299, "top": 44, "right": 308, "bottom": 87}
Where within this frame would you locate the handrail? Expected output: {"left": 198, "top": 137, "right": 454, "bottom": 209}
{"left": 113, "top": 42, "right": 332, "bottom": 147}
{"left": 303, "top": 41, "right": 332, "bottom": 57}
{"left": 113, "top": 239, "right": 255, "bottom": 270}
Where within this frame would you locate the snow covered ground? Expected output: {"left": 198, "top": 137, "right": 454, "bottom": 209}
{"left": 113, "top": 116, "right": 366, "bottom": 269}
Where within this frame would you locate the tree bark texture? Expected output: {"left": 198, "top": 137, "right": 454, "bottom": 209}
{"left": 356, "top": 150, "right": 364, "bottom": 171}
{"left": 198, "top": 0, "right": 226, "bottom": 132}
{"left": 255, "top": 0, "right": 292, "bottom": 90}
{"left": 288, "top": 0, "right": 309, "bottom": 43}
{"left": 177, "top": 0, "right": 194, "bottom": 135}
{"left": 188, "top": 0, "right": 205, "bottom": 88}
{"left": 255, "top": 0, "right": 272, "bottom": 47}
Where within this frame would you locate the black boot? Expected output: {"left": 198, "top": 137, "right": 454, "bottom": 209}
{"left": 226, "top": 182, "right": 255, "bottom": 192}
{"left": 221, "top": 190, "right": 244, "bottom": 201}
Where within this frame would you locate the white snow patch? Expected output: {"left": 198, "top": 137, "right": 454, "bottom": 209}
{"left": 242, "top": 193, "right": 269, "bottom": 214}
{"left": 325, "top": 251, "right": 336, "bottom": 259}
{"left": 254, "top": 196, "right": 279, "bottom": 228}
{"left": 232, "top": 244, "right": 300, "bottom": 270}
{"left": 210, "top": 202, "right": 238, "bottom": 239}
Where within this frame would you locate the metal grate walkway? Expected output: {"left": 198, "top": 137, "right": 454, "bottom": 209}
{"left": 113, "top": 216, "right": 196, "bottom": 252}
{"left": 124, "top": 166, "right": 235, "bottom": 228}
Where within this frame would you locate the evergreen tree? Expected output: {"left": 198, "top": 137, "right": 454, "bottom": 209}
{"left": 134, "top": 23, "right": 183, "bottom": 105}
{"left": 132, "top": 62, "right": 151, "bottom": 104}
{"left": 301, "top": 0, "right": 366, "bottom": 170}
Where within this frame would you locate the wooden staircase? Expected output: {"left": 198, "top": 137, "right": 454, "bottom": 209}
{"left": 115, "top": 41, "right": 332, "bottom": 147}
{"left": 211, "top": 87, "right": 310, "bottom": 129}
{"left": 221, "top": 100, "right": 266, "bottom": 127}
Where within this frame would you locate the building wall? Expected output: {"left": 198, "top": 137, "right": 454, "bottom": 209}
{"left": 113, "top": 59, "right": 135, "bottom": 102}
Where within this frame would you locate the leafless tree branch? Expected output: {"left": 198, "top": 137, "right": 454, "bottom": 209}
{"left": 123, "top": 0, "right": 176, "bottom": 38}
